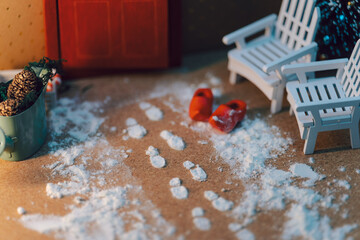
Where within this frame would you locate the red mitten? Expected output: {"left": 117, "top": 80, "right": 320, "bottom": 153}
{"left": 189, "top": 88, "right": 213, "bottom": 122}
{"left": 209, "top": 100, "right": 246, "bottom": 133}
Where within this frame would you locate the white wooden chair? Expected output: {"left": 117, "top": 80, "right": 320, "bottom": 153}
{"left": 284, "top": 39, "right": 360, "bottom": 154}
{"left": 223, "top": 0, "right": 320, "bottom": 113}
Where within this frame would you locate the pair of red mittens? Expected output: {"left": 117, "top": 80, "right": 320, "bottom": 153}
{"left": 189, "top": 88, "right": 246, "bottom": 133}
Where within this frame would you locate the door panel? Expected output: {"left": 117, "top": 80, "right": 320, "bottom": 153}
{"left": 58, "top": 0, "right": 169, "bottom": 69}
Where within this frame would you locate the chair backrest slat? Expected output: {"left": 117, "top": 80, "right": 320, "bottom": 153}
{"left": 341, "top": 39, "right": 360, "bottom": 97}
{"left": 275, "top": 0, "right": 320, "bottom": 50}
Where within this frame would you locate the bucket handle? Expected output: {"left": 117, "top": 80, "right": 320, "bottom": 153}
{"left": 0, "top": 128, "right": 14, "bottom": 156}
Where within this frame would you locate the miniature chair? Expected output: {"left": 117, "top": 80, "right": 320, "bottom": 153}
{"left": 284, "top": 39, "right": 360, "bottom": 154}
{"left": 223, "top": 0, "right": 320, "bottom": 113}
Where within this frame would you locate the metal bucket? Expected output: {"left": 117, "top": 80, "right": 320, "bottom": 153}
{"left": 0, "top": 89, "right": 47, "bottom": 161}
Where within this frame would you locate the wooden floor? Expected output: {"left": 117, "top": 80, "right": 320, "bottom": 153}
{"left": 0, "top": 50, "right": 359, "bottom": 240}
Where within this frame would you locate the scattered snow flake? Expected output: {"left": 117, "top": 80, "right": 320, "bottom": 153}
{"left": 190, "top": 165, "right": 208, "bottom": 182}
{"left": 282, "top": 204, "right": 357, "bottom": 240}
{"left": 335, "top": 180, "right": 351, "bottom": 190}
{"left": 193, "top": 217, "right": 211, "bottom": 231}
{"left": 207, "top": 72, "right": 222, "bottom": 86}
{"left": 338, "top": 166, "right": 346, "bottom": 172}
{"left": 170, "top": 186, "right": 189, "bottom": 199}
{"left": 17, "top": 207, "right": 26, "bottom": 215}
{"left": 198, "top": 140, "right": 208, "bottom": 145}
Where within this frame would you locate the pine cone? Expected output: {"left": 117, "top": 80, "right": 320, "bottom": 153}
{"left": 0, "top": 99, "right": 20, "bottom": 116}
{"left": 7, "top": 70, "right": 41, "bottom": 100}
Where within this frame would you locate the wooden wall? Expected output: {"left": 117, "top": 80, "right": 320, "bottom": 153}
{"left": 0, "top": 0, "right": 283, "bottom": 70}
{"left": 0, "top": 0, "right": 46, "bottom": 70}
{"left": 182, "top": 0, "right": 283, "bottom": 53}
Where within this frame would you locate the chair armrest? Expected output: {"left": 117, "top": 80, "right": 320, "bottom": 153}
{"left": 282, "top": 58, "right": 348, "bottom": 83}
{"left": 222, "top": 14, "right": 277, "bottom": 49}
{"left": 263, "top": 42, "right": 318, "bottom": 74}
{"left": 296, "top": 97, "right": 360, "bottom": 112}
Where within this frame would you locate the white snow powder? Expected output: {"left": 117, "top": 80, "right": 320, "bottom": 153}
{"left": 289, "top": 163, "right": 324, "bottom": 187}
{"left": 150, "top": 156, "right": 167, "bottom": 168}
{"left": 192, "top": 207, "right": 205, "bottom": 217}
{"left": 128, "top": 125, "right": 147, "bottom": 139}
{"left": 207, "top": 72, "right": 222, "bottom": 86}
{"left": 236, "top": 229, "right": 255, "bottom": 240}
{"left": 17, "top": 207, "right": 26, "bottom": 215}
{"left": 139, "top": 102, "right": 151, "bottom": 110}
{"left": 183, "top": 161, "right": 195, "bottom": 169}
{"left": 126, "top": 118, "right": 138, "bottom": 126}
{"left": 212, "top": 197, "right": 234, "bottom": 212}
{"left": 204, "top": 191, "right": 219, "bottom": 201}
{"left": 190, "top": 165, "right": 208, "bottom": 182}
{"left": 145, "top": 106, "right": 164, "bottom": 121}
{"left": 170, "top": 186, "right": 189, "bottom": 199}
{"left": 282, "top": 204, "right": 357, "bottom": 240}
{"left": 198, "top": 140, "right": 208, "bottom": 145}
{"left": 335, "top": 180, "right": 351, "bottom": 190}
{"left": 228, "top": 223, "right": 242, "bottom": 232}
{"left": 169, "top": 178, "right": 181, "bottom": 187}
{"left": 338, "top": 167, "right": 346, "bottom": 172}
{"left": 160, "top": 130, "right": 186, "bottom": 150}
{"left": 193, "top": 217, "right": 211, "bottom": 231}
{"left": 109, "top": 126, "right": 117, "bottom": 132}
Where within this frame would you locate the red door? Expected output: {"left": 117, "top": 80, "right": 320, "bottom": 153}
{"left": 57, "top": 0, "right": 169, "bottom": 70}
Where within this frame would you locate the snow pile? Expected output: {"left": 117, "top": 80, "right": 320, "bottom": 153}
{"left": 20, "top": 98, "right": 177, "bottom": 239}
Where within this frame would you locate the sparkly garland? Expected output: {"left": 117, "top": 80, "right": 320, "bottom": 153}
{"left": 315, "top": 0, "right": 360, "bottom": 59}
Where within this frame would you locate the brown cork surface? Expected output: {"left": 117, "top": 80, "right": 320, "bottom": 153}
{"left": 0, "top": 51, "right": 359, "bottom": 239}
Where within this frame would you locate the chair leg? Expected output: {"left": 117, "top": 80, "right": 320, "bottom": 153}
{"left": 229, "top": 71, "right": 237, "bottom": 85}
{"left": 270, "top": 86, "right": 285, "bottom": 114}
{"left": 303, "top": 128, "right": 318, "bottom": 154}
{"left": 289, "top": 107, "right": 294, "bottom": 116}
{"left": 350, "top": 123, "right": 360, "bottom": 148}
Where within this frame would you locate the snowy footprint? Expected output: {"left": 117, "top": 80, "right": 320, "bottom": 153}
{"left": 169, "top": 177, "right": 189, "bottom": 199}
{"left": 145, "top": 146, "right": 167, "bottom": 168}
{"left": 160, "top": 130, "right": 186, "bottom": 150}
{"left": 204, "top": 190, "right": 233, "bottom": 212}
{"left": 192, "top": 207, "right": 211, "bottom": 231}
{"left": 139, "top": 102, "right": 164, "bottom": 121}
{"left": 182, "top": 161, "right": 207, "bottom": 182}
{"left": 125, "top": 118, "right": 147, "bottom": 139}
